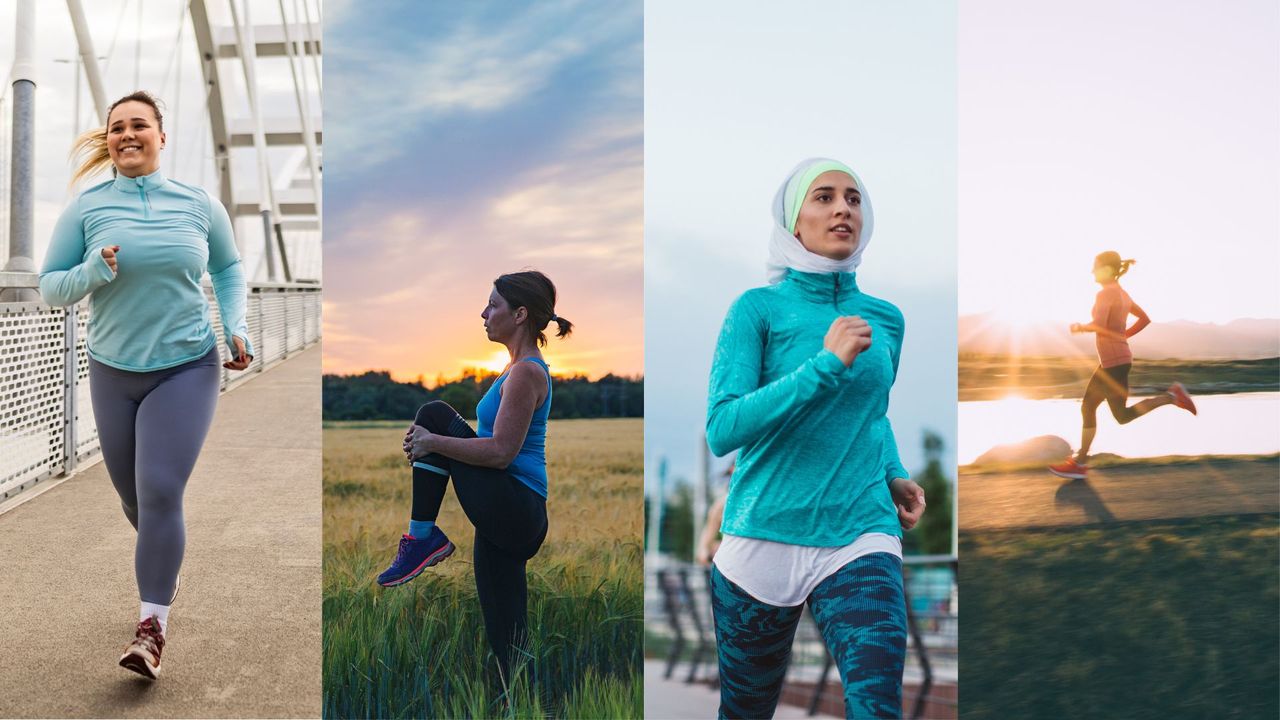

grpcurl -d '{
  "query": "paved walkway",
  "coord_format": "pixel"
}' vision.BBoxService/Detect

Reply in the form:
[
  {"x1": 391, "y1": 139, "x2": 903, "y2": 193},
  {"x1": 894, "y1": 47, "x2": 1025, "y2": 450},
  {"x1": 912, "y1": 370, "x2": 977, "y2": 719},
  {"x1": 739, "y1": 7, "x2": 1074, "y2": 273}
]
[
  {"x1": 961, "y1": 455, "x2": 1279, "y2": 530},
  {"x1": 0, "y1": 346, "x2": 321, "y2": 719},
  {"x1": 643, "y1": 660, "x2": 841, "y2": 719}
]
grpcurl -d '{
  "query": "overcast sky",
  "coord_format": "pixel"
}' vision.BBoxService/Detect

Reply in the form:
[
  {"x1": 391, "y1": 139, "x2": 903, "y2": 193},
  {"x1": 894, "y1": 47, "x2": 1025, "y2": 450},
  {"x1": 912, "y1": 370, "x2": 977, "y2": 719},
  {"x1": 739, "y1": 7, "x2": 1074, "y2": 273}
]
[{"x1": 0, "y1": 0, "x2": 322, "y2": 280}]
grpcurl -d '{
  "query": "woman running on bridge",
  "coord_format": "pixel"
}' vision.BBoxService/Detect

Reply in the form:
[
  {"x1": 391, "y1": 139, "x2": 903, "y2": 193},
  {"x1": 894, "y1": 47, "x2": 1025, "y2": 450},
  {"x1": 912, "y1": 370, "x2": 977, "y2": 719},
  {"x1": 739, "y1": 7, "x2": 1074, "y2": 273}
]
[
  {"x1": 383, "y1": 270, "x2": 569, "y2": 688},
  {"x1": 39, "y1": 91, "x2": 253, "y2": 679},
  {"x1": 706, "y1": 158, "x2": 926, "y2": 719},
  {"x1": 1048, "y1": 252, "x2": 1197, "y2": 480}
]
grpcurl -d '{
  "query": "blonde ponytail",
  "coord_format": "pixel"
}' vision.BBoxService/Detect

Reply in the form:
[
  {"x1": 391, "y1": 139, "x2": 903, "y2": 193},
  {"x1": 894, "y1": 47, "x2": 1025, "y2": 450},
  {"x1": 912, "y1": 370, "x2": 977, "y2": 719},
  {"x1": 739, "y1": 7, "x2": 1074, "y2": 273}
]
[
  {"x1": 69, "y1": 125, "x2": 113, "y2": 186},
  {"x1": 1095, "y1": 250, "x2": 1136, "y2": 280}
]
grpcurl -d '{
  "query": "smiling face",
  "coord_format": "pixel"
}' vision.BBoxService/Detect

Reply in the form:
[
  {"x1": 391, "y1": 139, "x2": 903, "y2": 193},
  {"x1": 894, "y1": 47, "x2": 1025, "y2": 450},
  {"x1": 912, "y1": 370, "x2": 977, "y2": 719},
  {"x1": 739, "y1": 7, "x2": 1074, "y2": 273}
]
[
  {"x1": 480, "y1": 286, "x2": 527, "y2": 345},
  {"x1": 106, "y1": 100, "x2": 165, "y2": 178},
  {"x1": 793, "y1": 170, "x2": 863, "y2": 261}
]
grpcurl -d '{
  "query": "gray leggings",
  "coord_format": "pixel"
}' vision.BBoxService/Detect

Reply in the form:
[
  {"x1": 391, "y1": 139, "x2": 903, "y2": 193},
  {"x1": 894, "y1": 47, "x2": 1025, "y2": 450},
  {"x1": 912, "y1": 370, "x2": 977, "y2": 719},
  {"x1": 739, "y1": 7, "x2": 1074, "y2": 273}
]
[{"x1": 89, "y1": 346, "x2": 220, "y2": 605}]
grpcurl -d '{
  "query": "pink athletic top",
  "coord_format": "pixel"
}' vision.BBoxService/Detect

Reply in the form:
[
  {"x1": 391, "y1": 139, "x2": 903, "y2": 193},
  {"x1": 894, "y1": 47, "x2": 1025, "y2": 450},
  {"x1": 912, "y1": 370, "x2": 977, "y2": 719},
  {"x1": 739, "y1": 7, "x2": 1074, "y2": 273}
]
[{"x1": 1092, "y1": 284, "x2": 1133, "y2": 368}]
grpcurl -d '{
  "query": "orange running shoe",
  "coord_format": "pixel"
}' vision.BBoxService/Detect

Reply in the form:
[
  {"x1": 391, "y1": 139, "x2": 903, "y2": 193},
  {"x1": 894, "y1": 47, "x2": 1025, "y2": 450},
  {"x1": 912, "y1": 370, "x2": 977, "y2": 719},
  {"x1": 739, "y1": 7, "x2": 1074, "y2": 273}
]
[
  {"x1": 119, "y1": 616, "x2": 165, "y2": 679},
  {"x1": 1049, "y1": 456, "x2": 1088, "y2": 480},
  {"x1": 1167, "y1": 382, "x2": 1197, "y2": 415}
]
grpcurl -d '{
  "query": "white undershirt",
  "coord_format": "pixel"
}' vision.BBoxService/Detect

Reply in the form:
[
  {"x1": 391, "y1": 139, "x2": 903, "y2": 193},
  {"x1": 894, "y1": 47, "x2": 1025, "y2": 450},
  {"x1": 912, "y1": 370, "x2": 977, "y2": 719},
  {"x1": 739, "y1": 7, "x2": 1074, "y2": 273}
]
[{"x1": 712, "y1": 532, "x2": 903, "y2": 607}]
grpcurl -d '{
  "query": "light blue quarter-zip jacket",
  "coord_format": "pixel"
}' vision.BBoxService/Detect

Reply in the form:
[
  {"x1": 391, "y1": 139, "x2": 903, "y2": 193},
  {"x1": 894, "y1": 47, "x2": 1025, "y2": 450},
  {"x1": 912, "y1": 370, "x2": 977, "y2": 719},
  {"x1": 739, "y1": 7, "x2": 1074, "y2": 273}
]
[{"x1": 39, "y1": 169, "x2": 252, "y2": 371}]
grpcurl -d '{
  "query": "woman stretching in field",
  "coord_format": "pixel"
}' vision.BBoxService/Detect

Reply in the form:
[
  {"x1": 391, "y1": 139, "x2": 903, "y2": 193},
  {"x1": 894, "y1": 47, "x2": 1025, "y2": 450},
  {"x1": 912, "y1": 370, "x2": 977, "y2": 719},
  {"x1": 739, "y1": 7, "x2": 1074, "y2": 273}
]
[
  {"x1": 377, "y1": 270, "x2": 570, "y2": 684},
  {"x1": 1049, "y1": 252, "x2": 1197, "y2": 480}
]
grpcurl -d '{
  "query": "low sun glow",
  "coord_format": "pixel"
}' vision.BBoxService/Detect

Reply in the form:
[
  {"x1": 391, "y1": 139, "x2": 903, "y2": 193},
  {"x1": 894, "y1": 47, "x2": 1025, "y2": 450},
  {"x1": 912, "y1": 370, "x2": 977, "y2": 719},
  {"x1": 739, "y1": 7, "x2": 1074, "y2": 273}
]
[
  {"x1": 478, "y1": 350, "x2": 511, "y2": 375},
  {"x1": 444, "y1": 349, "x2": 593, "y2": 382},
  {"x1": 991, "y1": 305, "x2": 1041, "y2": 333},
  {"x1": 456, "y1": 350, "x2": 512, "y2": 376}
]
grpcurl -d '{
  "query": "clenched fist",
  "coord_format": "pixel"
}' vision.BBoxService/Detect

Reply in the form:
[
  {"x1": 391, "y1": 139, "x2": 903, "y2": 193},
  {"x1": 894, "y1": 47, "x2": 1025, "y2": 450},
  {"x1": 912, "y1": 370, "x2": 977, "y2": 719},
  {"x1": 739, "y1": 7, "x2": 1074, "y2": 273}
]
[
  {"x1": 824, "y1": 315, "x2": 873, "y2": 367},
  {"x1": 101, "y1": 245, "x2": 120, "y2": 275}
]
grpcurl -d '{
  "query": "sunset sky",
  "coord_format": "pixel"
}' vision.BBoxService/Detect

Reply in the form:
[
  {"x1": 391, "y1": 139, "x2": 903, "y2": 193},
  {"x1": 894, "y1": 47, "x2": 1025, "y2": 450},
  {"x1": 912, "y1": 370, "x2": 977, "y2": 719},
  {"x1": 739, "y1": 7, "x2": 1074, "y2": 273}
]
[
  {"x1": 323, "y1": 0, "x2": 642, "y2": 381},
  {"x1": 958, "y1": 0, "x2": 1279, "y2": 327}
]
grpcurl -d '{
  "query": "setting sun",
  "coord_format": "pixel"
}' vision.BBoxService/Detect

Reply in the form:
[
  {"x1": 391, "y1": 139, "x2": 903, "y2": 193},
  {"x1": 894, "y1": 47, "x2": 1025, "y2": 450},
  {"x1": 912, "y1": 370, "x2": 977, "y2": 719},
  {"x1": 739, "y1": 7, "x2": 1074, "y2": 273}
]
[
  {"x1": 470, "y1": 350, "x2": 511, "y2": 375},
  {"x1": 447, "y1": 349, "x2": 594, "y2": 382},
  {"x1": 990, "y1": 305, "x2": 1041, "y2": 333}
]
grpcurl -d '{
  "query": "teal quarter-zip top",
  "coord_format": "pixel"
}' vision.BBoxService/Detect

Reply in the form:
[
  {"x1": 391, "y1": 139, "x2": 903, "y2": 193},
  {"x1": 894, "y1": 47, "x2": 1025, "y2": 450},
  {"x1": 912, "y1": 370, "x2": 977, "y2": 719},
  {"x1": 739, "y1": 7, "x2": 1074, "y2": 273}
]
[
  {"x1": 39, "y1": 169, "x2": 253, "y2": 371},
  {"x1": 707, "y1": 268, "x2": 909, "y2": 546}
]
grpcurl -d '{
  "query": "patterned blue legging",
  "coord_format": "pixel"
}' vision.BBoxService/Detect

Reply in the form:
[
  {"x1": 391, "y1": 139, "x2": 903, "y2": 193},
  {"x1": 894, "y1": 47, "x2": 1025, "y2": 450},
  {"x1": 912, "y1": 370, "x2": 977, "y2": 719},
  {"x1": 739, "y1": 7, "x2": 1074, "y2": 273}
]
[{"x1": 710, "y1": 552, "x2": 908, "y2": 720}]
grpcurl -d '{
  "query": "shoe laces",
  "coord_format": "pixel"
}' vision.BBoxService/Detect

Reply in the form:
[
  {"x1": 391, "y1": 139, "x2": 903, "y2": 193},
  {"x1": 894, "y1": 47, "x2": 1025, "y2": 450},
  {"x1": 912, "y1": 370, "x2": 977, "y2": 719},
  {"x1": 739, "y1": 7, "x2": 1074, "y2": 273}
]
[
  {"x1": 394, "y1": 535, "x2": 413, "y2": 563},
  {"x1": 135, "y1": 617, "x2": 166, "y2": 653}
]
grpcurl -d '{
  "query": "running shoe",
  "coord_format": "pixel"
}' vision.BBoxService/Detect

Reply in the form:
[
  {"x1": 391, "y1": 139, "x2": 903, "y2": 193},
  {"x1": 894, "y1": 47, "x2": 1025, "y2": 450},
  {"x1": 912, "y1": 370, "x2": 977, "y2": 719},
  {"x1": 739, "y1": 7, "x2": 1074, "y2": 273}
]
[
  {"x1": 1167, "y1": 382, "x2": 1197, "y2": 415},
  {"x1": 119, "y1": 616, "x2": 165, "y2": 679},
  {"x1": 1049, "y1": 456, "x2": 1088, "y2": 480},
  {"x1": 376, "y1": 527, "x2": 455, "y2": 587}
]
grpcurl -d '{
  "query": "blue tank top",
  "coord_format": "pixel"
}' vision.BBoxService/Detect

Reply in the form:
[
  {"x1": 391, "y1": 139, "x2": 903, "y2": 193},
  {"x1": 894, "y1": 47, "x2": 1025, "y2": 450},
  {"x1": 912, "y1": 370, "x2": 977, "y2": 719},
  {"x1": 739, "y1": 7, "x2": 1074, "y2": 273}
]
[{"x1": 475, "y1": 357, "x2": 552, "y2": 498}]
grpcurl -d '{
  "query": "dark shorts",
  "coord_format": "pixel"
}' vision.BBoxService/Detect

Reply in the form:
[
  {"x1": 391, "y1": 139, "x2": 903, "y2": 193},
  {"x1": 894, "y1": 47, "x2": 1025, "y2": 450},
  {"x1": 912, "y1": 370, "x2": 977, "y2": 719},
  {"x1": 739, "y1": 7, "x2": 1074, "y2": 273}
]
[{"x1": 1082, "y1": 363, "x2": 1132, "y2": 427}]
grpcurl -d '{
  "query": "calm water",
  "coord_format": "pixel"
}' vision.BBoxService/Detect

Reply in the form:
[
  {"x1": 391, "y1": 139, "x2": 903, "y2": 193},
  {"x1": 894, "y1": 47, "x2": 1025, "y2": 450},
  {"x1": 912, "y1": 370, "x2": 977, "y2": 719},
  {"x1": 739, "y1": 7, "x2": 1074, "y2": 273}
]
[{"x1": 959, "y1": 392, "x2": 1280, "y2": 465}]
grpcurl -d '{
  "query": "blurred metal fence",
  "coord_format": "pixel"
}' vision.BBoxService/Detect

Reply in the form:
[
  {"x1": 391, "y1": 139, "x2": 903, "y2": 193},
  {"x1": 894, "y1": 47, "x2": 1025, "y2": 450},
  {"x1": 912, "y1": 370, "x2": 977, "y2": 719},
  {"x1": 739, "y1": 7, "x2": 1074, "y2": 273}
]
[
  {"x1": 0, "y1": 273, "x2": 320, "y2": 504},
  {"x1": 645, "y1": 554, "x2": 958, "y2": 719}
]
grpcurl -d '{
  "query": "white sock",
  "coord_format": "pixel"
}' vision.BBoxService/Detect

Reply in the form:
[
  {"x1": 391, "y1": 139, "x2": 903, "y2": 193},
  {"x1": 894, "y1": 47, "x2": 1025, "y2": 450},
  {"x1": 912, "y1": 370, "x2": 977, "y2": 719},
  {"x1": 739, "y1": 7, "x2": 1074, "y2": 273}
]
[{"x1": 140, "y1": 602, "x2": 170, "y2": 635}]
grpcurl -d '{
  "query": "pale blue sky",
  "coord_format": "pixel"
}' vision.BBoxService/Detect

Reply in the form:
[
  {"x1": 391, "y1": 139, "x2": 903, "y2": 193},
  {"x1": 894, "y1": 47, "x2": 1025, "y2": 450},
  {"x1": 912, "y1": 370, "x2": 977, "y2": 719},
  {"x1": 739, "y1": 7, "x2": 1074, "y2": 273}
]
[{"x1": 645, "y1": 1, "x2": 959, "y2": 489}]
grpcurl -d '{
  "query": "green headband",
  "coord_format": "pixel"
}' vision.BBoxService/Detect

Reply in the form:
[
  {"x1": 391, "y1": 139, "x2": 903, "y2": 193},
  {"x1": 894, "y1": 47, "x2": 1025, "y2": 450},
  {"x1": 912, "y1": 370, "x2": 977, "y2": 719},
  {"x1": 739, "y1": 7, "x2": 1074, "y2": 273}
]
[{"x1": 784, "y1": 160, "x2": 860, "y2": 234}]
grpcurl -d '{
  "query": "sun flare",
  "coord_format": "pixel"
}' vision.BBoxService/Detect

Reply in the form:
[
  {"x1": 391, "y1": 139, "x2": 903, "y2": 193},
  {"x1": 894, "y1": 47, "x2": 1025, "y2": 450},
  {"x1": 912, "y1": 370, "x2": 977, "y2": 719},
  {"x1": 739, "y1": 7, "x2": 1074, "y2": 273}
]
[
  {"x1": 991, "y1": 306, "x2": 1042, "y2": 333},
  {"x1": 455, "y1": 350, "x2": 512, "y2": 376}
]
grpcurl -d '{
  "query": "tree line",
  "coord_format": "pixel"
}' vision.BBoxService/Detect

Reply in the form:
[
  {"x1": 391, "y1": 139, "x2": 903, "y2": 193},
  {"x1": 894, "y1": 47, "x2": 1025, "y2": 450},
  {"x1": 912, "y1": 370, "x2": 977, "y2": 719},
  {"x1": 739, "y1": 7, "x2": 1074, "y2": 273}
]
[{"x1": 323, "y1": 370, "x2": 644, "y2": 421}]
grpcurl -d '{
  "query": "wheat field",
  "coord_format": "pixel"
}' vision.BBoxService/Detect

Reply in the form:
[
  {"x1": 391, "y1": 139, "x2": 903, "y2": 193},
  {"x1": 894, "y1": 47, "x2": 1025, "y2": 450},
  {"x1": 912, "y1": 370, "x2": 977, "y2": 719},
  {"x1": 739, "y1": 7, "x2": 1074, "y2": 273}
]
[{"x1": 323, "y1": 418, "x2": 643, "y2": 719}]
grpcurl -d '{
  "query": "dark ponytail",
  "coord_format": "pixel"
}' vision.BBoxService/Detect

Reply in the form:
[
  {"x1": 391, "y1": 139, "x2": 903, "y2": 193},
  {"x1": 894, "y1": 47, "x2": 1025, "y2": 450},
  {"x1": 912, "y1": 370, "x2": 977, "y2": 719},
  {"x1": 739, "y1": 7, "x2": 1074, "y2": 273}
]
[
  {"x1": 493, "y1": 270, "x2": 572, "y2": 347},
  {"x1": 550, "y1": 314, "x2": 574, "y2": 340}
]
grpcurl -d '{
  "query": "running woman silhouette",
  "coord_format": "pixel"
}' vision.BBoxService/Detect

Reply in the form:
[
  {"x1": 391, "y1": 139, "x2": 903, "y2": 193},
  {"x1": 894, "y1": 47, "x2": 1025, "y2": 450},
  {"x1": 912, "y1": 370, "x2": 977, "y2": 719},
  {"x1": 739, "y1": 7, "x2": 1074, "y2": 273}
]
[{"x1": 1049, "y1": 252, "x2": 1197, "y2": 480}]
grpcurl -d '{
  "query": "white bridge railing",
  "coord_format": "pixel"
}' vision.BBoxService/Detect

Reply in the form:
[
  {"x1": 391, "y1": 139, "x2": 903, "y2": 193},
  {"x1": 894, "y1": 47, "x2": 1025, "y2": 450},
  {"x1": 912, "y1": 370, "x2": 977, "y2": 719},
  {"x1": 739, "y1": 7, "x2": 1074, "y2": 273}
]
[{"x1": 0, "y1": 273, "x2": 320, "y2": 503}]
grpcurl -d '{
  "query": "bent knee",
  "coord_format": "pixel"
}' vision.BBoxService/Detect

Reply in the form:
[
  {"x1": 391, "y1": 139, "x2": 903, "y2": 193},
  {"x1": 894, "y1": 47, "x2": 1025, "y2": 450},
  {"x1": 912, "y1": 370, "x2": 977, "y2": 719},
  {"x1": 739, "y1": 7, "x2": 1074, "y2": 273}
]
[{"x1": 415, "y1": 400, "x2": 458, "y2": 428}]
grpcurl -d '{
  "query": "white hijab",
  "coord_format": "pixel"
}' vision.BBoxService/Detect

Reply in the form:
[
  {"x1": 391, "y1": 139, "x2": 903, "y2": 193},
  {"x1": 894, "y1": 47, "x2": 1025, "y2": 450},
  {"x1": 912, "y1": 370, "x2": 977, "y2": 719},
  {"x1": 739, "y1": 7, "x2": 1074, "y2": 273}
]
[{"x1": 765, "y1": 157, "x2": 874, "y2": 285}]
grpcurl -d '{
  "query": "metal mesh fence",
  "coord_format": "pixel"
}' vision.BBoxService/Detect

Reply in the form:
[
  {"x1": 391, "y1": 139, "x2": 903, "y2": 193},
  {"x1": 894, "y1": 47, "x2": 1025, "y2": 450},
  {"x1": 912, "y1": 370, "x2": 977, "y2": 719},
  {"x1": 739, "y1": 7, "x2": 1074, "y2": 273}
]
[
  {"x1": 0, "y1": 303, "x2": 67, "y2": 496},
  {"x1": 0, "y1": 282, "x2": 320, "y2": 503}
]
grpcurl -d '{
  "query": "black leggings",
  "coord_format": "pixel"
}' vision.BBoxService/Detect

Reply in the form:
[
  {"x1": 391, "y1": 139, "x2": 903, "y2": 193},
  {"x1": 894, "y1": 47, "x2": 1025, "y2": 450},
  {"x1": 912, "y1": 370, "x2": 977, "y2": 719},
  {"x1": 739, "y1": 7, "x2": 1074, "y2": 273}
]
[
  {"x1": 411, "y1": 401, "x2": 549, "y2": 680},
  {"x1": 1081, "y1": 363, "x2": 1151, "y2": 428}
]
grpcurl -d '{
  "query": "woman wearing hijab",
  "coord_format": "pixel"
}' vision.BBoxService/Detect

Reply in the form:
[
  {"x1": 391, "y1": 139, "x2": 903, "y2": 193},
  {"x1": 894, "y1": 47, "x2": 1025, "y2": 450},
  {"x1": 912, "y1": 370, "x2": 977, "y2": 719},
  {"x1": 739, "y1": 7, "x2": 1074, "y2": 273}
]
[
  {"x1": 387, "y1": 270, "x2": 571, "y2": 685},
  {"x1": 39, "y1": 91, "x2": 252, "y2": 679},
  {"x1": 1048, "y1": 252, "x2": 1197, "y2": 480},
  {"x1": 706, "y1": 158, "x2": 925, "y2": 719}
]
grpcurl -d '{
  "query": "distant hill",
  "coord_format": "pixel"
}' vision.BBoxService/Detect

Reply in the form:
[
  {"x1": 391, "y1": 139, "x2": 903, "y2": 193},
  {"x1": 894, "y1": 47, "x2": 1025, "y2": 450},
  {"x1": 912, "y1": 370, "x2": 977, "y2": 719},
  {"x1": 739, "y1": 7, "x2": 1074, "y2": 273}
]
[
  {"x1": 959, "y1": 315, "x2": 1280, "y2": 359},
  {"x1": 959, "y1": 356, "x2": 1278, "y2": 401}
]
